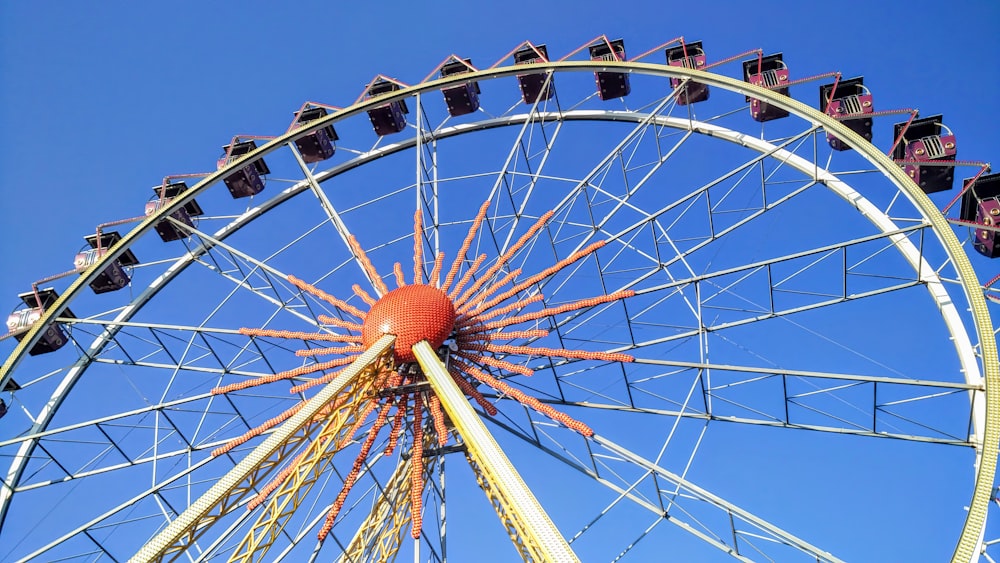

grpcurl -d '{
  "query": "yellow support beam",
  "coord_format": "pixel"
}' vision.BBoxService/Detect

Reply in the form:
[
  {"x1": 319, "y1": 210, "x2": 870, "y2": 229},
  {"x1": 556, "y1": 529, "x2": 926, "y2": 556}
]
[
  {"x1": 412, "y1": 340, "x2": 579, "y2": 563},
  {"x1": 338, "y1": 456, "x2": 414, "y2": 563},
  {"x1": 130, "y1": 334, "x2": 396, "y2": 563},
  {"x1": 229, "y1": 361, "x2": 393, "y2": 561},
  {"x1": 336, "y1": 411, "x2": 445, "y2": 562},
  {"x1": 463, "y1": 454, "x2": 535, "y2": 561}
]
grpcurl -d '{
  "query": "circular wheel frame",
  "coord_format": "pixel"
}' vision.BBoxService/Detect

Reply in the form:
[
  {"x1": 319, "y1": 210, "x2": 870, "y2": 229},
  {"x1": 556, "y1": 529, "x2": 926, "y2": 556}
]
[{"x1": 0, "y1": 57, "x2": 996, "y2": 562}]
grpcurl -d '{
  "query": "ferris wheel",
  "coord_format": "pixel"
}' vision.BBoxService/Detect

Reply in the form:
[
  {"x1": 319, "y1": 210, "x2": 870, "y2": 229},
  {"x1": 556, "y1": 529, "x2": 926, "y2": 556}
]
[{"x1": 1, "y1": 36, "x2": 998, "y2": 562}]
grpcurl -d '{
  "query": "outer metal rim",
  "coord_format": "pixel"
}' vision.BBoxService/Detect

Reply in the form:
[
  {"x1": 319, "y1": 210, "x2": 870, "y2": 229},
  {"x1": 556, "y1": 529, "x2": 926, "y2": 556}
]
[{"x1": 1, "y1": 60, "x2": 994, "y2": 561}]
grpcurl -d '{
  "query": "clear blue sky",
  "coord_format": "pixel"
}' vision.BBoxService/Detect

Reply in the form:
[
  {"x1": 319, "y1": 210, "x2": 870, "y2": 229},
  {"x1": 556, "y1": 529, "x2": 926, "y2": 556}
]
[
  {"x1": 2, "y1": 2, "x2": 997, "y2": 306},
  {"x1": 1, "y1": 1, "x2": 999, "y2": 561}
]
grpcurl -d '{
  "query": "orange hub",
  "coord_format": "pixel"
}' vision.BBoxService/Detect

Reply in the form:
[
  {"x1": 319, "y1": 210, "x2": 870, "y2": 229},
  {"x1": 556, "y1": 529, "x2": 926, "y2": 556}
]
[{"x1": 362, "y1": 285, "x2": 456, "y2": 364}]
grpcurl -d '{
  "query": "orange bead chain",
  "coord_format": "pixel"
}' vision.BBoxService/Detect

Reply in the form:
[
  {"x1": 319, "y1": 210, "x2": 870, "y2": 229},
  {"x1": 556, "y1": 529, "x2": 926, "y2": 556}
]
[{"x1": 442, "y1": 201, "x2": 490, "y2": 293}]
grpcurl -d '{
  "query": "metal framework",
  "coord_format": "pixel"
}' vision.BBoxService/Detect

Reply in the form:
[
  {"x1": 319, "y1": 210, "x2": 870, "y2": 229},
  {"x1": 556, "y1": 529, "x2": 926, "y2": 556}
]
[
  {"x1": 0, "y1": 56, "x2": 995, "y2": 562},
  {"x1": 337, "y1": 454, "x2": 414, "y2": 562},
  {"x1": 414, "y1": 340, "x2": 578, "y2": 562},
  {"x1": 129, "y1": 334, "x2": 396, "y2": 562}
]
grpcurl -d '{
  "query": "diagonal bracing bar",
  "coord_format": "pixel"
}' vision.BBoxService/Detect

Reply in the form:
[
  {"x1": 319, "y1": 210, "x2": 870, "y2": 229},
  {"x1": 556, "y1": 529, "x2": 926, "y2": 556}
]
[
  {"x1": 337, "y1": 423, "x2": 442, "y2": 563},
  {"x1": 591, "y1": 434, "x2": 844, "y2": 562},
  {"x1": 412, "y1": 340, "x2": 579, "y2": 563},
  {"x1": 337, "y1": 456, "x2": 415, "y2": 563},
  {"x1": 228, "y1": 358, "x2": 395, "y2": 561},
  {"x1": 129, "y1": 334, "x2": 396, "y2": 563}
]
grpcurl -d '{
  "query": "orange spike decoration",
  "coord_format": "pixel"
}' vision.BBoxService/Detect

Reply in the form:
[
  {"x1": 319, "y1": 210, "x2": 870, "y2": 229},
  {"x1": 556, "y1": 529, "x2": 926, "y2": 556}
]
[{"x1": 214, "y1": 202, "x2": 634, "y2": 542}]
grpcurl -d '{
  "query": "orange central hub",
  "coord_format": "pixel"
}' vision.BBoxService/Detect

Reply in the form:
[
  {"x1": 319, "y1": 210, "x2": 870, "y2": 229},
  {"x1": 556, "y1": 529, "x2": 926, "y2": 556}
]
[{"x1": 362, "y1": 284, "x2": 456, "y2": 364}]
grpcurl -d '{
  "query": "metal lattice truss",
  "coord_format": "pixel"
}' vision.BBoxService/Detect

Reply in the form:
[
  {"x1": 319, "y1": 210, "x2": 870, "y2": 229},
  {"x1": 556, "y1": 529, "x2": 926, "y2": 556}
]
[{"x1": 0, "y1": 59, "x2": 995, "y2": 562}]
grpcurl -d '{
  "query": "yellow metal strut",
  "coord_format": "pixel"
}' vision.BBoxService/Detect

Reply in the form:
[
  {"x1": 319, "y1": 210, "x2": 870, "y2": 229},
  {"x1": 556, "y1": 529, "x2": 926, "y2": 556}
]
[
  {"x1": 412, "y1": 340, "x2": 579, "y2": 563},
  {"x1": 130, "y1": 334, "x2": 396, "y2": 563}
]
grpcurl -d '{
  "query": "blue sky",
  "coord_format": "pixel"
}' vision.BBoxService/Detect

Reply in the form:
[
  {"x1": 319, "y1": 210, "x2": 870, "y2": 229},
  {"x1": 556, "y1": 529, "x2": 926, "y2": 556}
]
[
  {"x1": 2, "y1": 1, "x2": 998, "y2": 301},
  {"x1": 2, "y1": 1, "x2": 1000, "y2": 561}
]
